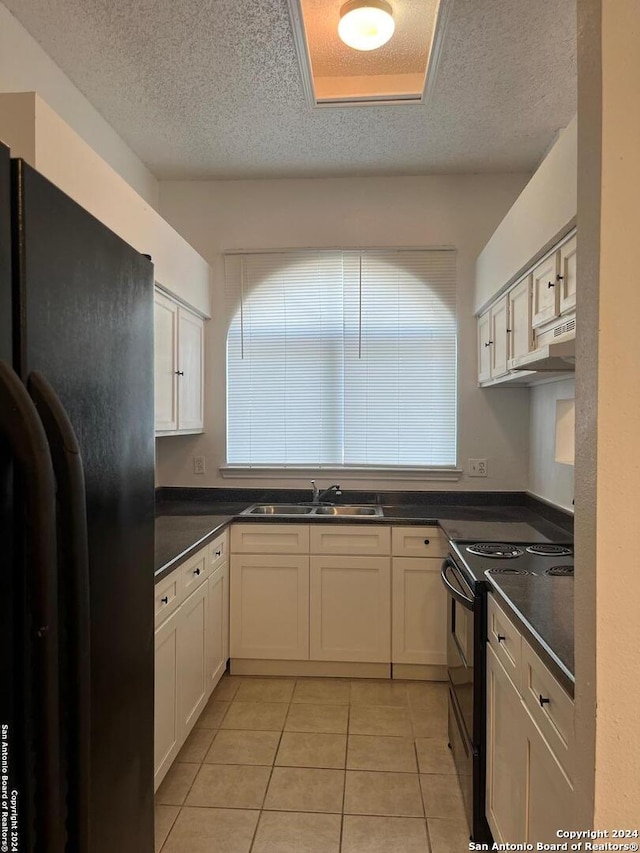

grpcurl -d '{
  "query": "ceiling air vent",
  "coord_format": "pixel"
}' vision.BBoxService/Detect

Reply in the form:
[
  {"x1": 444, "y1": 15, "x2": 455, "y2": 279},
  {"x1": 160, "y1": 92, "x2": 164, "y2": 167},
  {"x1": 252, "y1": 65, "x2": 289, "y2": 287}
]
[{"x1": 287, "y1": 0, "x2": 454, "y2": 107}]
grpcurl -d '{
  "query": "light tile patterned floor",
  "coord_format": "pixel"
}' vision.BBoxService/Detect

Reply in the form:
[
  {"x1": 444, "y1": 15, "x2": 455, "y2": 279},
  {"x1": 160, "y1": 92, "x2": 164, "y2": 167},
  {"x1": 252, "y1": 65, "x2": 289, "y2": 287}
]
[{"x1": 155, "y1": 675, "x2": 470, "y2": 853}]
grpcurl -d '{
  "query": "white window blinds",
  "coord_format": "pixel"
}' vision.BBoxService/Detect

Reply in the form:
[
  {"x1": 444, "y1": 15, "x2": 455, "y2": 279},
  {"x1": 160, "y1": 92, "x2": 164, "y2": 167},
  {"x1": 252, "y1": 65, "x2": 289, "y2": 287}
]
[{"x1": 225, "y1": 249, "x2": 457, "y2": 468}]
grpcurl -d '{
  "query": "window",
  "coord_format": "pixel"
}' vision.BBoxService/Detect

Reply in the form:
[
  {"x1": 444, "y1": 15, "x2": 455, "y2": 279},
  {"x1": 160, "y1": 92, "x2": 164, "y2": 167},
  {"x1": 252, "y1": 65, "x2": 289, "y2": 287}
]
[{"x1": 225, "y1": 249, "x2": 457, "y2": 470}]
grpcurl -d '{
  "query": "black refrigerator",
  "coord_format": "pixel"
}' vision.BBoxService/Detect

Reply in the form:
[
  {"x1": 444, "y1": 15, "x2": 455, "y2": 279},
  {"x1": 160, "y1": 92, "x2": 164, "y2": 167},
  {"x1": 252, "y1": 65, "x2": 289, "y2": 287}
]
[{"x1": 0, "y1": 141, "x2": 155, "y2": 852}]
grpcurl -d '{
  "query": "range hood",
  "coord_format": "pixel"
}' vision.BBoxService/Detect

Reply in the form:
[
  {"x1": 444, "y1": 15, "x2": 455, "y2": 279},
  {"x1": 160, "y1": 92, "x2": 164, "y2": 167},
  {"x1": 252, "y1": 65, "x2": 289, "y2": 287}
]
[{"x1": 510, "y1": 336, "x2": 576, "y2": 372}]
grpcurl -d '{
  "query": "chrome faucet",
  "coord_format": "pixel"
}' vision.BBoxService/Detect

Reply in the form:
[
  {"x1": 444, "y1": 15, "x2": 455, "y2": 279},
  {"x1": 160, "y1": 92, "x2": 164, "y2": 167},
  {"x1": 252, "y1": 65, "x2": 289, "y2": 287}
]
[{"x1": 310, "y1": 480, "x2": 342, "y2": 505}]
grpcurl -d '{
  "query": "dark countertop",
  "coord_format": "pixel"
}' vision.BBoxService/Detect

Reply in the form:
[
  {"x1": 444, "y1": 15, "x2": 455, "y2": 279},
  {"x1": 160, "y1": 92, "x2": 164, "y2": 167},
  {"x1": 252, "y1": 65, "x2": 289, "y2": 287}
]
[
  {"x1": 486, "y1": 573, "x2": 574, "y2": 696},
  {"x1": 155, "y1": 514, "x2": 233, "y2": 581}
]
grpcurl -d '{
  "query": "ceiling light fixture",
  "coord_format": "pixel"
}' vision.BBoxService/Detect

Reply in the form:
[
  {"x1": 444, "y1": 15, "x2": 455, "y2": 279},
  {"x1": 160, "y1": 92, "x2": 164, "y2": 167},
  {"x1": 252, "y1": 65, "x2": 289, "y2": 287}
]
[{"x1": 338, "y1": 0, "x2": 395, "y2": 52}]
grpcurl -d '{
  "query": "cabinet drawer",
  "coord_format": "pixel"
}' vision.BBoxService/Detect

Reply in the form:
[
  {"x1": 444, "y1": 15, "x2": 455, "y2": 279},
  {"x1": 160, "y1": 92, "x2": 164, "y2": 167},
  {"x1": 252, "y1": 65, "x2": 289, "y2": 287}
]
[
  {"x1": 155, "y1": 570, "x2": 182, "y2": 627},
  {"x1": 391, "y1": 526, "x2": 446, "y2": 558},
  {"x1": 521, "y1": 639, "x2": 574, "y2": 780},
  {"x1": 182, "y1": 548, "x2": 209, "y2": 597},
  {"x1": 310, "y1": 525, "x2": 390, "y2": 555},
  {"x1": 231, "y1": 523, "x2": 309, "y2": 554},
  {"x1": 209, "y1": 529, "x2": 229, "y2": 569},
  {"x1": 487, "y1": 595, "x2": 522, "y2": 686}
]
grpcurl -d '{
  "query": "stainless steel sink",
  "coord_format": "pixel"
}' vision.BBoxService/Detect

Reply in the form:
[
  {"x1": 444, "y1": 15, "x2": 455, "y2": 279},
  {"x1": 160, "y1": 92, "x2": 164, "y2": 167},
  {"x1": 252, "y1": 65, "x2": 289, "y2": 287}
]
[
  {"x1": 241, "y1": 504, "x2": 383, "y2": 517},
  {"x1": 314, "y1": 505, "x2": 382, "y2": 516},
  {"x1": 245, "y1": 504, "x2": 314, "y2": 515}
]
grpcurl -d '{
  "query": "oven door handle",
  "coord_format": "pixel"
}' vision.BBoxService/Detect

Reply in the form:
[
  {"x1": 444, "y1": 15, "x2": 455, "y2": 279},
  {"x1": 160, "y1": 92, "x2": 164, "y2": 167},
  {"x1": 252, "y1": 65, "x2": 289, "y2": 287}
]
[{"x1": 440, "y1": 559, "x2": 475, "y2": 611}]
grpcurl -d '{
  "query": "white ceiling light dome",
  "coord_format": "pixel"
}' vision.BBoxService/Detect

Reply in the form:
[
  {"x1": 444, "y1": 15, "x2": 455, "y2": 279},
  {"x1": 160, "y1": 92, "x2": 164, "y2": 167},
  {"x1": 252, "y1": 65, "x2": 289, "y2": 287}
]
[{"x1": 338, "y1": 0, "x2": 395, "y2": 52}]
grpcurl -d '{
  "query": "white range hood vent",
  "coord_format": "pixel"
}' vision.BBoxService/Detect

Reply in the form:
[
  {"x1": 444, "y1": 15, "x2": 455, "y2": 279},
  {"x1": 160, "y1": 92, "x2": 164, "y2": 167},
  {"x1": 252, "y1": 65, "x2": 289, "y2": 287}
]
[{"x1": 510, "y1": 336, "x2": 576, "y2": 372}]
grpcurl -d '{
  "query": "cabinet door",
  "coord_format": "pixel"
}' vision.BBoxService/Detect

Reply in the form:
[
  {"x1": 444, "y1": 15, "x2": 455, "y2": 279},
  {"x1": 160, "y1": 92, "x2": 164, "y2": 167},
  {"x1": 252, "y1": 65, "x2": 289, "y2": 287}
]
[
  {"x1": 523, "y1": 706, "x2": 575, "y2": 842},
  {"x1": 531, "y1": 252, "x2": 560, "y2": 328},
  {"x1": 206, "y1": 562, "x2": 228, "y2": 696},
  {"x1": 154, "y1": 291, "x2": 178, "y2": 432},
  {"x1": 177, "y1": 307, "x2": 204, "y2": 432},
  {"x1": 508, "y1": 275, "x2": 532, "y2": 362},
  {"x1": 309, "y1": 555, "x2": 390, "y2": 663},
  {"x1": 230, "y1": 554, "x2": 309, "y2": 659},
  {"x1": 486, "y1": 645, "x2": 525, "y2": 843},
  {"x1": 154, "y1": 607, "x2": 180, "y2": 790},
  {"x1": 392, "y1": 557, "x2": 447, "y2": 665},
  {"x1": 477, "y1": 310, "x2": 491, "y2": 382},
  {"x1": 490, "y1": 295, "x2": 509, "y2": 377},
  {"x1": 558, "y1": 235, "x2": 577, "y2": 315},
  {"x1": 177, "y1": 581, "x2": 208, "y2": 738}
]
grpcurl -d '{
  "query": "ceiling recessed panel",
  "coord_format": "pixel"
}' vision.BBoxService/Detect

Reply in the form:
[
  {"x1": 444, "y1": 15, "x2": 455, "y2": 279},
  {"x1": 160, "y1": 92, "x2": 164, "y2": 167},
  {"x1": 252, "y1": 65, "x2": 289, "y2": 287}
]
[{"x1": 291, "y1": 0, "x2": 443, "y2": 103}]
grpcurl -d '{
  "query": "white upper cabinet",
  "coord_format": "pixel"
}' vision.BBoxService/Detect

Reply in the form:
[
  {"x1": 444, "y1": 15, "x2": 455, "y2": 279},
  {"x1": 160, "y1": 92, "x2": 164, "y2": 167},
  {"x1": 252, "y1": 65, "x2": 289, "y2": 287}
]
[
  {"x1": 507, "y1": 275, "x2": 532, "y2": 364},
  {"x1": 490, "y1": 295, "x2": 509, "y2": 378},
  {"x1": 477, "y1": 311, "x2": 492, "y2": 383},
  {"x1": 531, "y1": 252, "x2": 560, "y2": 329},
  {"x1": 558, "y1": 234, "x2": 577, "y2": 315},
  {"x1": 155, "y1": 290, "x2": 205, "y2": 435}
]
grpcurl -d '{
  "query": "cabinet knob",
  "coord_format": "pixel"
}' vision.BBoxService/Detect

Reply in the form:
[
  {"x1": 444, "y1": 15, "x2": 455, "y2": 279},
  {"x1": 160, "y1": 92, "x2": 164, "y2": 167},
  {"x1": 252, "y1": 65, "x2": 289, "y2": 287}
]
[
  {"x1": 175, "y1": 370, "x2": 185, "y2": 376},
  {"x1": 161, "y1": 596, "x2": 169, "y2": 604},
  {"x1": 539, "y1": 694, "x2": 550, "y2": 707},
  {"x1": 215, "y1": 550, "x2": 222, "y2": 558},
  {"x1": 506, "y1": 328, "x2": 512, "y2": 333},
  {"x1": 547, "y1": 280, "x2": 555, "y2": 288},
  {"x1": 424, "y1": 539, "x2": 430, "y2": 546},
  {"x1": 497, "y1": 634, "x2": 506, "y2": 643},
  {"x1": 484, "y1": 341, "x2": 493, "y2": 347},
  {"x1": 556, "y1": 273, "x2": 564, "y2": 281},
  {"x1": 194, "y1": 567, "x2": 201, "y2": 576}
]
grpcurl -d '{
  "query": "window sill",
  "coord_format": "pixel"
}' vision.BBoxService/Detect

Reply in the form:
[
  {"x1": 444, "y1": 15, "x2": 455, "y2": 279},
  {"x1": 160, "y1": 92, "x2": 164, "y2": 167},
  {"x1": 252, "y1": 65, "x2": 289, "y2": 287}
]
[{"x1": 219, "y1": 465, "x2": 463, "y2": 482}]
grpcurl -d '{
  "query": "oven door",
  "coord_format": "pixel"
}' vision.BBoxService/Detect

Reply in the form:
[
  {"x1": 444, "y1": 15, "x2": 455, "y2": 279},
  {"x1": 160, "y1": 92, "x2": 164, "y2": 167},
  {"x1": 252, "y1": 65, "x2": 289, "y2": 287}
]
[{"x1": 441, "y1": 557, "x2": 475, "y2": 743}]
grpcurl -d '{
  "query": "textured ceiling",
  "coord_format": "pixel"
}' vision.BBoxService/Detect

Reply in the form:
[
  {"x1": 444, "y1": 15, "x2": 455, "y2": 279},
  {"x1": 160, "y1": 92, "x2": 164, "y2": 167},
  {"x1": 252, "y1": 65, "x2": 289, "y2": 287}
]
[
  {"x1": 2, "y1": 0, "x2": 576, "y2": 179},
  {"x1": 302, "y1": 0, "x2": 433, "y2": 77}
]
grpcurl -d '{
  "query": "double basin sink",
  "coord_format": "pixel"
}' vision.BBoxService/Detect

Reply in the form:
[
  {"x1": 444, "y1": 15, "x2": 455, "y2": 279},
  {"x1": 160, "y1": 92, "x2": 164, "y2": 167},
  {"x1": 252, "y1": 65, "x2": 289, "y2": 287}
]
[{"x1": 241, "y1": 504, "x2": 384, "y2": 517}]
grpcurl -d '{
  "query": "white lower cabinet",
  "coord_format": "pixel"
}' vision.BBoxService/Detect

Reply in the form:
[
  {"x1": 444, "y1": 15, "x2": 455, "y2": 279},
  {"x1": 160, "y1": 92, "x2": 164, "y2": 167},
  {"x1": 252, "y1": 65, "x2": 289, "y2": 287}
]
[
  {"x1": 309, "y1": 555, "x2": 390, "y2": 662},
  {"x1": 154, "y1": 608, "x2": 180, "y2": 790},
  {"x1": 177, "y1": 582, "x2": 208, "y2": 736},
  {"x1": 154, "y1": 535, "x2": 230, "y2": 790},
  {"x1": 485, "y1": 596, "x2": 575, "y2": 843},
  {"x1": 391, "y1": 557, "x2": 447, "y2": 665},
  {"x1": 230, "y1": 553, "x2": 309, "y2": 660}
]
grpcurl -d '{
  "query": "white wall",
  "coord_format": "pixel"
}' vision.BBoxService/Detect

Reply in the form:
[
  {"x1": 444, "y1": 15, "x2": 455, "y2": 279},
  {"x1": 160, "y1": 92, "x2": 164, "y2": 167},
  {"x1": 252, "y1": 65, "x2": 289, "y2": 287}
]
[
  {"x1": 528, "y1": 377, "x2": 575, "y2": 512},
  {"x1": 0, "y1": 1, "x2": 158, "y2": 206},
  {"x1": 156, "y1": 173, "x2": 532, "y2": 492}
]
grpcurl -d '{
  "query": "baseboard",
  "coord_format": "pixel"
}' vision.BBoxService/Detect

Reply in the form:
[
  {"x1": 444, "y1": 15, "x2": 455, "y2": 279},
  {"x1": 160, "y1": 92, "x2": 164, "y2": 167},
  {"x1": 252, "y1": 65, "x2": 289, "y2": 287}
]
[{"x1": 230, "y1": 659, "x2": 391, "y2": 678}]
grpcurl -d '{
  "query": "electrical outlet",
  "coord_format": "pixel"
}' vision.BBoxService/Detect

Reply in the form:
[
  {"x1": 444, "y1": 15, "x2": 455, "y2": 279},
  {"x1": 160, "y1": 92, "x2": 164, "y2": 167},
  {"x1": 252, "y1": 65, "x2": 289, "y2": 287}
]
[
  {"x1": 468, "y1": 458, "x2": 488, "y2": 477},
  {"x1": 193, "y1": 456, "x2": 206, "y2": 475}
]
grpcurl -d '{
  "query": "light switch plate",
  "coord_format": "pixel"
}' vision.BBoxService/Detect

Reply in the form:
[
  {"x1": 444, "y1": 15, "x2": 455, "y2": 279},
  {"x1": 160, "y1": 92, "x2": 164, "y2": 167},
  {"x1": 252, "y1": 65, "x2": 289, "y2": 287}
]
[
  {"x1": 193, "y1": 456, "x2": 206, "y2": 475},
  {"x1": 468, "y1": 458, "x2": 487, "y2": 477}
]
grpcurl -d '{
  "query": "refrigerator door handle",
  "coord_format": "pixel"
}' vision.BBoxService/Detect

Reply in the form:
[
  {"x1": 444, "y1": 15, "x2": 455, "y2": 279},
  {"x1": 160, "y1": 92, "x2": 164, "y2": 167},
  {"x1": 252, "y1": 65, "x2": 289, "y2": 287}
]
[
  {"x1": 0, "y1": 361, "x2": 63, "y2": 851},
  {"x1": 28, "y1": 370, "x2": 91, "y2": 852}
]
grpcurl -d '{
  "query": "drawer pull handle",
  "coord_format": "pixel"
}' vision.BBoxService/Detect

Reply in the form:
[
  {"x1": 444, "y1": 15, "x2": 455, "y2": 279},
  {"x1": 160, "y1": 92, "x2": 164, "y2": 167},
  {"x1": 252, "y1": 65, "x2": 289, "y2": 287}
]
[
  {"x1": 194, "y1": 567, "x2": 201, "y2": 576},
  {"x1": 424, "y1": 539, "x2": 430, "y2": 546},
  {"x1": 497, "y1": 634, "x2": 506, "y2": 643},
  {"x1": 539, "y1": 694, "x2": 550, "y2": 707},
  {"x1": 161, "y1": 596, "x2": 169, "y2": 604},
  {"x1": 215, "y1": 550, "x2": 222, "y2": 557}
]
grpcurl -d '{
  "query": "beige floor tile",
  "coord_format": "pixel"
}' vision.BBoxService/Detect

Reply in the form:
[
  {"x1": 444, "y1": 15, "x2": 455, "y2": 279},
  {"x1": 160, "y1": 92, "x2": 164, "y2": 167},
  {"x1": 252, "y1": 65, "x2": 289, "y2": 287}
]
[
  {"x1": 205, "y1": 729, "x2": 281, "y2": 765},
  {"x1": 284, "y1": 703, "x2": 349, "y2": 734},
  {"x1": 155, "y1": 762, "x2": 199, "y2": 805},
  {"x1": 420, "y1": 774, "x2": 467, "y2": 819},
  {"x1": 154, "y1": 804, "x2": 179, "y2": 853},
  {"x1": 406, "y1": 681, "x2": 449, "y2": 707},
  {"x1": 196, "y1": 700, "x2": 231, "y2": 729},
  {"x1": 162, "y1": 807, "x2": 259, "y2": 853},
  {"x1": 411, "y1": 705, "x2": 448, "y2": 738},
  {"x1": 427, "y1": 817, "x2": 471, "y2": 853},
  {"x1": 263, "y1": 766, "x2": 345, "y2": 813},
  {"x1": 342, "y1": 815, "x2": 430, "y2": 853},
  {"x1": 252, "y1": 811, "x2": 342, "y2": 853},
  {"x1": 349, "y1": 705, "x2": 413, "y2": 737},
  {"x1": 275, "y1": 732, "x2": 347, "y2": 769},
  {"x1": 221, "y1": 701, "x2": 289, "y2": 731},
  {"x1": 212, "y1": 675, "x2": 243, "y2": 701},
  {"x1": 347, "y1": 735, "x2": 417, "y2": 772},
  {"x1": 415, "y1": 739, "x2": 456, "y2": 775},
  {"x1": 235, "y1": 678, "x2": 295, "y2": 703},
  {"x1": 350, "y1": 681, "x2": 409, "y2": 707},
  {"x1": 408, "y1": 683, "x2": 449, "y2": 737},
  {"x1": 185, "y1": 763, "x2": 271, "y2": 809},
  {"x1": 292, "y1": 678, "x2": 351, "y2": 705},
  {"x1": 176, "y1": 726, "x2": 216, "y2": 762},
  {"x1": 344, "y1": 770, "x2": 424, "y2": 817}
]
